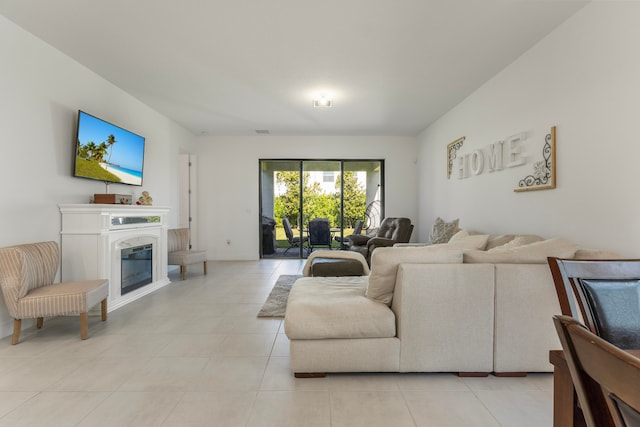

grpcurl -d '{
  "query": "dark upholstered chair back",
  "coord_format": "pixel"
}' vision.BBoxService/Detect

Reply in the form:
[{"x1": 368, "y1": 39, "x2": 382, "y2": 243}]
[
  {"x1": 579, "y1": 279, "x2": 640, "y2": 349},
  {"x1": 281, "y1": 217, "x2": 308, "y2": 254},
  {"x1": 346, "y1": 217, "x2": 414, "y2": 263},
  {"x1": 377, "y1": 217, "x2": 413, "y2": 243},
  {"x1": 282, "y1": 218, "x2": 295, "y2": 242},
  {"x1": 308, "y1": 218, "x2": 331, "y2": 249},
  {"x1": 548, "y1": 257, "x2": 640, "y2": 350}
]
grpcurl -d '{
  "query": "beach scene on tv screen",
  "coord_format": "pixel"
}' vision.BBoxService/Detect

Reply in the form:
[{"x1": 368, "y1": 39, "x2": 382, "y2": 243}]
[{"x1": 75, "y1": 112, "x2": 145, "y2": 186}]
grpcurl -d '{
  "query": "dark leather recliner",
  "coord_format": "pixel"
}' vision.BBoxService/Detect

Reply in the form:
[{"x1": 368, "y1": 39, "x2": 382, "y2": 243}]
[{"x1": 347, "y1": 217, "x2": 413, "y2": 263}]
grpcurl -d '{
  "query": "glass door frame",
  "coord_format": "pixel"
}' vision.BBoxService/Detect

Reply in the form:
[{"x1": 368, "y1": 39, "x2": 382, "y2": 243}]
[{"x1": 259, "y1": 158, "x2": 385, "y2": 259}]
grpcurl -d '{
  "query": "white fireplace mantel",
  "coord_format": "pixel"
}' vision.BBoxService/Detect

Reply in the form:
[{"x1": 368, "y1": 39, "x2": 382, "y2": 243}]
[{"x1": 59, "y1": 204, "x2": 171, "y2": 312}]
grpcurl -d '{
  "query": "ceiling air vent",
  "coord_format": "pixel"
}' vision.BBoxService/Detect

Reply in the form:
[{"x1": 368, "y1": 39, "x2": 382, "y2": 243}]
[{"x1": 255, "y1": 129, "x2": 270, "y2": 135}]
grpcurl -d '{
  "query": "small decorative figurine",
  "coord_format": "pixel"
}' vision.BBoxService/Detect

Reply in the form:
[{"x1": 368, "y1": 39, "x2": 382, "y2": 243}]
[{"x1": 137, "y1": 191, "x2": 153, "y2": 206}]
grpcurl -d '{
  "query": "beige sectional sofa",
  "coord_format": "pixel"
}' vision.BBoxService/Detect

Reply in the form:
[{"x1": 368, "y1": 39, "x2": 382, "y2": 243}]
[{"x1": 284, "y1": 233, "x2": 616, "y2": 376}]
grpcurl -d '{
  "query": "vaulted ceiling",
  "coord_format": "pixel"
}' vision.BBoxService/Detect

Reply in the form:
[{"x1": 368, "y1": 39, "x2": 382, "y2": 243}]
[{"x1": 0, "y1": 0, "x2": 587, "y2": 136}]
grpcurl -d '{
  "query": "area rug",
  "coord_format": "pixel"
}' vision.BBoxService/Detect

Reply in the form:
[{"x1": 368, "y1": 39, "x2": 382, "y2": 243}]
[{"x1": 257, "y1": 274, "x2": 302, "y2": 318}]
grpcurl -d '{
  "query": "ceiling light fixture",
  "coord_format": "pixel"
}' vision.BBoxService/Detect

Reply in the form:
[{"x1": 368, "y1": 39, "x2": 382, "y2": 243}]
[{"x1": 312, "y1": 95, "x2": 333, "y2": 108}]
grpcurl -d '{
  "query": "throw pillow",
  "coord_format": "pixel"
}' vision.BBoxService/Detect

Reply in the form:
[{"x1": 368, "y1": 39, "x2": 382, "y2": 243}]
[
  {"x1": 447, "y1": 234, "x2": 490, "y2": 250},
  {"x1": 485, "y1": 234, "x2": 516, "y2": 250},
  {"x1": 463, "y1": 238, "x2": 578, "y2": 264},
  {"x1": 493, "y1": 234, "x2": 544, "y2": 250},
  {"x1": 448, "y1": 229, "x2": 469, "y2": 242},
  {"x1": 447, "y1": 230, "x2": 490, "y2": 250},
  {"x1": 429, "y1": 217, "x2": 459, "y2": 244},
  {"x1": 366, "y1": 246, "x2": 463, "y2": 305}
]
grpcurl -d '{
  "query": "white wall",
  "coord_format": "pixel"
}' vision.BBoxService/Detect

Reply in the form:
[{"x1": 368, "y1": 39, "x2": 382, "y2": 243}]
[
  {"x1": 0, "y1": 15, "x2": 197, "y2": 336},
  {"x1": 417, "y1": 2, "x2": 640, "y2": 256},
  {"x1": 197, "y1": 136, "x2": 418, "y2": 260}
]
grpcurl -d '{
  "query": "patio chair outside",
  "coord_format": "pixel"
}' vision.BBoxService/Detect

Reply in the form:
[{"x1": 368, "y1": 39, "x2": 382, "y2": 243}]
[
  {"x1": 308, "y1": 218, "x2": 332, "y2": 252},
  {"x1": 282, "y1": 217, "x2": 307, "y2": 254}
]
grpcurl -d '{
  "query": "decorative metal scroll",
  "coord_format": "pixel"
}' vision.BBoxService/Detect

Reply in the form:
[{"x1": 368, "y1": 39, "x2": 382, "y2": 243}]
[
  {"x1": 447, "y1": 137, "x2": 465, "y2": 179},
  {"x1": 514, "y1": 126, "x2": 556, "y2": 192},
  {"x1": 363, "y1": 200, "x2": 381, "y2": 231}
]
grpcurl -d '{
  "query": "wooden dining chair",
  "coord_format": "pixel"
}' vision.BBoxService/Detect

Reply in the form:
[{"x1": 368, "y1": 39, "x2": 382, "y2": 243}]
[
  {"x1": 553, "y1": 315, "x2": 640, "y2": 427},
  {"x1": 547, "y1": 257, "x2": 640, "y2": 349}
]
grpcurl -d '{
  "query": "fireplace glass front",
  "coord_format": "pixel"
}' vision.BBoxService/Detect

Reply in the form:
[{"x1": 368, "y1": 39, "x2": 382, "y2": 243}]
[{"x1": 121, "y1": 244, "x2": 153, "y2": 294}]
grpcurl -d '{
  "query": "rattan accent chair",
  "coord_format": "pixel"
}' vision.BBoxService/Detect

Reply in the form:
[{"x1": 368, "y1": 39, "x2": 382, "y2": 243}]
[{"x1": 0, "y1": 241, "x2": 108, "y2": 344}]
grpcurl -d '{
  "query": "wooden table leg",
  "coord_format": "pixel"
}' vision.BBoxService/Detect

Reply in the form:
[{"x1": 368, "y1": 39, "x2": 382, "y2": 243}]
[
  {"x1": 553, "y1": 362, "x2": 576, "y2": 427},
  {"x1": 550, "y1": 350, "x2": 587, "y2": 427}
]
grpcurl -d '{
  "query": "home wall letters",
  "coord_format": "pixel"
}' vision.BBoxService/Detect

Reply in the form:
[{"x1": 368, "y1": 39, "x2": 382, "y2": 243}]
[
  {"x1": 454, "y1": 133, "x2": 526, "y2": 179},
  {"x1": 447, "y1": 126, "x2": 557, "y2": 192}
]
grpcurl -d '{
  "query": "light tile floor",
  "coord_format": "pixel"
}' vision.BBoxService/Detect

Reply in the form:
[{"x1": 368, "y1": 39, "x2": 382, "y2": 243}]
[{"x1": 0, "y1": 260, "x2": 554, "y2": 426}]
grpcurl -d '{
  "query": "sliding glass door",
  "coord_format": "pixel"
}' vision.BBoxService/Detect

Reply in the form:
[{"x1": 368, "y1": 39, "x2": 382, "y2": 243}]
[
  {"x1": 259, "y1": 159, "x2": 384, "y2": 259},
  {"x1": 259, "y1": 160, "x2": 303, "y2": 258},
  {"x1": 301, "y1": 161, "x2": 341, "y2": 252}
]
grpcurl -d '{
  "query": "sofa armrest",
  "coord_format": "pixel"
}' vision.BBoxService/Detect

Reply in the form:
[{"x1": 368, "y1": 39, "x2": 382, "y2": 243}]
[
  {"x1": 348, "y1": 234, "x2": 371, "y2": 246},
  {"x1": 391, "y1": 263, "x2": 495, "y2": 372},
  {"x1": 366, "y1": 237, "x2": 397, "y2": 248}
]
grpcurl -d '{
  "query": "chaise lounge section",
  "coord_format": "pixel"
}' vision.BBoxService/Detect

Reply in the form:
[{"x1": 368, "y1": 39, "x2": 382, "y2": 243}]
[{"x1": 284, "y1": 232, "x2": 618, "y2": 377}]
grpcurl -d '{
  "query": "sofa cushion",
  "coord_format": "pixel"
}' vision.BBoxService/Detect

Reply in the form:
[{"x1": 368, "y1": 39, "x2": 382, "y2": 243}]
[
  {"x1": 447, "y1": 230, "x2": 490, "y2": 250},
  {"x1": 485, "y1": 234, "x2": 516, "y2": 250},
  {"x1": 429, "y1": 217, "x2": 459, "y2": 244},
  {"x1": 574, "y1": 248, "x2": 622, "y2": 259},
  {"x1": 302, "y1": 250, "x2": 370, "y2": 277},
  {"x1": 463, "y1": 238, "x2": 578, "y2": 264},
  {"x1": 167, "y1": 250, "x2": 207, "y2": 266},
  {"x1": 448, "y1": 229, "x2": 469, "y2": 242},
  {"x1": 19, "y1": 279, "x2": 108, "y2": 318},
  {"x1": 497, "y1": 234, "x2": 544, "y2": 249},
  {"x1": 366, "y1": 246, "x2": 463, "y2": 305},
  {"x1": 284, "y1": 276, "x2": 396, "y2": 339},
  {"x1": 311, "y1": 258, "x2": 365, "y2": 277}
]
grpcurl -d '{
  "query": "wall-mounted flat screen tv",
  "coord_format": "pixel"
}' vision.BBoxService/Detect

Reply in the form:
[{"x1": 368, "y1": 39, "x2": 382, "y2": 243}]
[{"x1": 74, "y1": 111, "x2": 145, "y2": 186}]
